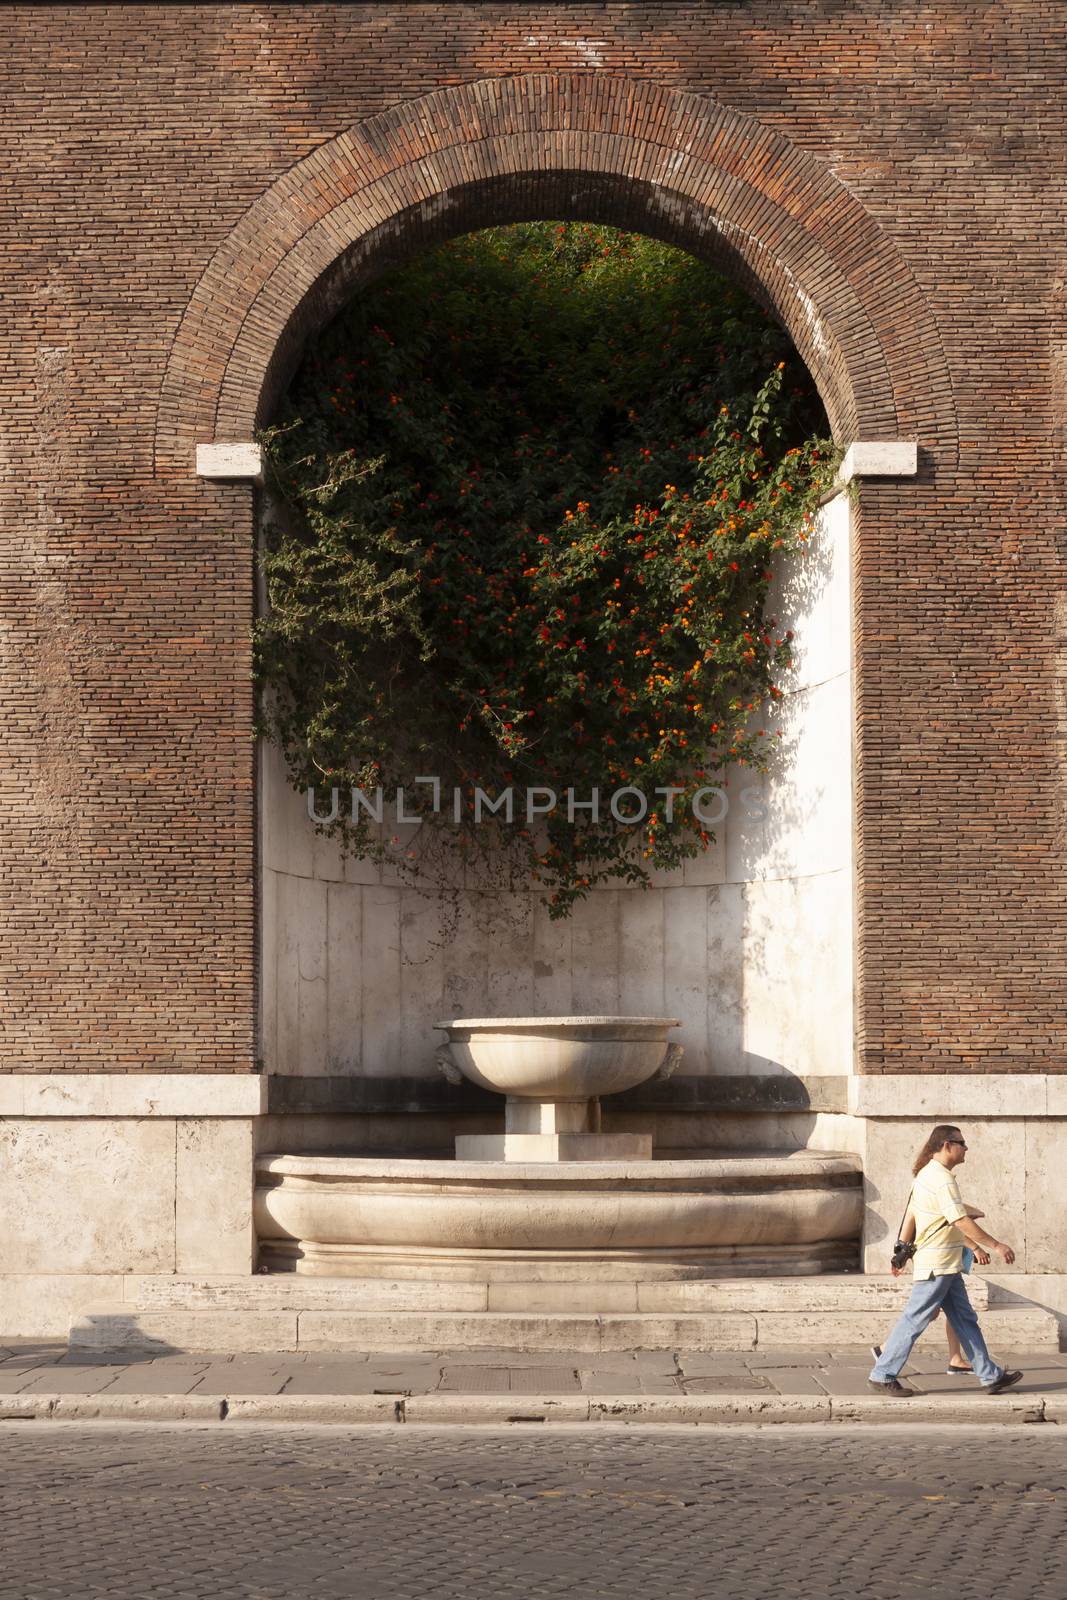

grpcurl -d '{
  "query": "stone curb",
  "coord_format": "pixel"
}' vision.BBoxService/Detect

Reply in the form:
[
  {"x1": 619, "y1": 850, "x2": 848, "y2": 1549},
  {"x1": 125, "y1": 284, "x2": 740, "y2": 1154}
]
[
  {"x1": 0, "y1": 1394, "x2": 225, "y2": 1423},
  {"x1": 0, "y1": 1392, "x2": 1055, "y2": 1426}
]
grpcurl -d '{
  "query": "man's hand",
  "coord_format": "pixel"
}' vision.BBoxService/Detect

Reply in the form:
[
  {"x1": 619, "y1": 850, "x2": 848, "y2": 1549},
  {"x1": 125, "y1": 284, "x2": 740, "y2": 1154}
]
[
  {"x1": 994, "y1": 1241, "x2": 1016, "y2": 1265},
  {"x1": 890, "y1": 1262, "x2": 905, "y2": 1278},
  {"x1": 974, "y1": 1248, "x2": 991, "y2": 1266}
]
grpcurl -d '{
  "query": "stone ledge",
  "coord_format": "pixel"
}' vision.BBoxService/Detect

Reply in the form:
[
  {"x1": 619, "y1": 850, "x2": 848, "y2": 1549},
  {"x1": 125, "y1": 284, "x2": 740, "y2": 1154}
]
[
  {"x1": 836, "y1": 440, "x2": 918, "y2": 485},
  {"x1": 195, "y1": 441, "x2": 262, "y2": 481},
  {"x1": 0, "y1": 1074, "x2": 266, "y2": 1118},
  {"x1": 264, "y1": 1073, "x2": 849, "y2": 1117},
  {"x1": 850, "y1": 1075, "x2": 1066, "y2": 1119}
]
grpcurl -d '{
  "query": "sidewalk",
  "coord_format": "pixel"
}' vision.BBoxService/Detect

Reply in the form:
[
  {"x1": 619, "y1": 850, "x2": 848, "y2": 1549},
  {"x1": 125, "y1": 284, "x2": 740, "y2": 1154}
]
[{"x1": 4, "y1": 1340, "x2": 1067, "y2": 1426}]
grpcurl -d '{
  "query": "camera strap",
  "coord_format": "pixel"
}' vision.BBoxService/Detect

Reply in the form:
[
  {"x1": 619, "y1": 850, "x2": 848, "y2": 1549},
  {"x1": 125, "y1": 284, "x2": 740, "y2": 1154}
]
[
  {"x1": 895, "y1": 1186, "x2": 949, "y2": 1245},
  {"x1": 894, "y1": 1188, "x2": 914, "y2": 1243}
]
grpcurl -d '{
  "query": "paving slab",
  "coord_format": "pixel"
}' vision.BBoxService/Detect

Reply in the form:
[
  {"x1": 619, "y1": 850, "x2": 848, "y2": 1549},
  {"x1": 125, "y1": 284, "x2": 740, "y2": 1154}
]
[
  {"x1": 190, "y1": 1359, "x2": 292, "y2": 1396},
  {"x1": 682, "y1": 1373, "x2": 772, "y2": 1394},
  {"x1": 420, "y1": 1347, "x2": 593, "y2": 1366},
  {"x1": 360, "y1": 1360, "x2": 442, "y2": 1384},
  {"x1": 578, "y1": 1371, "x2": 682, "y2": 1394},
  {"x1": 439, "y1": 1365, "x2": 511, "y2": 1392},
  {"x1": 756, "y1": 1367, "x2": 827, "y2": 1396},
  {"x1": 0, "y1": 1370, "x2": 48, "y2": 1393},
  {"x1": 508, "y1": 1366, "x2": 582, "y2": 1394},
  {"x1": 742, "y1": 1348, "x2": 842, "y2": 1365},
  {"x1": 279, "y1": 1362, "x2": 403, "y2": 1395},
  {"x1": 18, "y1": 1366, "x2": 123, "y2": 1396},
  {"x1": 676, "y1": 1351, "x2": 762, "y2": 1377},
  {"x1": 815, "y1": 1369, "x2": 900, "y2": 1397},
  {"x1": 100, "y1": 1365, "x2": 206, "y2": 1396}
]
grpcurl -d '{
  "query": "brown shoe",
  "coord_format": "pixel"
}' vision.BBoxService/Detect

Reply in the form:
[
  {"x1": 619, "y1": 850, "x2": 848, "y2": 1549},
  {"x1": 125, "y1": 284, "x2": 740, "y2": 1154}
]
[
  {"x1": 985, "y1": 1369, "x2": 1023, "y2": 1394},
  {"x1": 867, "y1": 1377, "x2": 911, "y2": 1397}
]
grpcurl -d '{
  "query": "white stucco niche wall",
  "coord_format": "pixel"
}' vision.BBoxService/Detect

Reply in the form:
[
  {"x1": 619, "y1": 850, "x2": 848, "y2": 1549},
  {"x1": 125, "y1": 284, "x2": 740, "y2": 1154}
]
[{"x1": 259, "y1": 489, "x2": 856, "y2": 1087}]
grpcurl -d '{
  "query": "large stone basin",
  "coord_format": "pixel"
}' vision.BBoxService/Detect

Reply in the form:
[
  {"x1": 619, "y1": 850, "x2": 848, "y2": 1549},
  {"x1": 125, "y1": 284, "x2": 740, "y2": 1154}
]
[
  {"x1": 436, "y1": 1015, "x2": 681, "y2": 1161},
  {"x1": 436, "y1": 1015, "x2": 680, "y2": 1100},
  {"x1": 255, "y1": 1151, "x2": 864, "y2": 1279}
]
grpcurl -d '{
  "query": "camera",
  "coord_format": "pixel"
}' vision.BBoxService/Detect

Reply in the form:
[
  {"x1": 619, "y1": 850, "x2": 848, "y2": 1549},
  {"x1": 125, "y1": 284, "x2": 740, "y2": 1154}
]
[{"x1": 890, "y1": 1238, "x2": 915, "y2": 1271}]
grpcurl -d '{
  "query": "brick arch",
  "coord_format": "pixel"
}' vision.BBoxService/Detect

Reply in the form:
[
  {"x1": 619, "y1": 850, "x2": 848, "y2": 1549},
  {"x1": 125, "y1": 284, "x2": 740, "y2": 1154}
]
[{"x1": 154, "y1": 74, "x2": 956, "y2": 474}]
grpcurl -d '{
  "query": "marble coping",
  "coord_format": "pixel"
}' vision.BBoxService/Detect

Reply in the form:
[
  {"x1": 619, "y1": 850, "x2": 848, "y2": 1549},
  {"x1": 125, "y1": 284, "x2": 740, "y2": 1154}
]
[
  {"x1": 0, "y1": 1074, "x2": 267, "y2": 1117},
  {"x1": 849, "y1": 1075, "x2": 1067, "y2": 1118},
  {"x1": 0, "y1": 1073, "x2": 1062, "y2": 1120},
  {"x1": 263, "y1": 1073, "x2": 849, "y2": 1116}
]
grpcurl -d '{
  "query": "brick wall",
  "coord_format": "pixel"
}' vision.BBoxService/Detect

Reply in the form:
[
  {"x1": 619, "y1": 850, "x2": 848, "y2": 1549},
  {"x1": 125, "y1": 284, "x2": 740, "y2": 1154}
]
[{"x1": 1, "y1": 3, "x2": 1064, "y2": 1072}]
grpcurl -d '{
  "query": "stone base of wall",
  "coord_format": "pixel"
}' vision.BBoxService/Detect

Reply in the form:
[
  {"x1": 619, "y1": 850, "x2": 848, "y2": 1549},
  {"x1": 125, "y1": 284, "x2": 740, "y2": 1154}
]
[
  {"x1": 0, "y1": 1080, "x2": 261, "y2": 1335},
  {"x1": 3, "y1": 1075, "x2": 1065, "y2": 1343}
]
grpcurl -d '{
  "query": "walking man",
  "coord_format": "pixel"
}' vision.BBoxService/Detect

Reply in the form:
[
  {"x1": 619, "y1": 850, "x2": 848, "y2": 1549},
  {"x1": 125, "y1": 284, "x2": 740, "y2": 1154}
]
[{"x1": 868, "y1": 1124, "x2": 1023, "y2": 1397}]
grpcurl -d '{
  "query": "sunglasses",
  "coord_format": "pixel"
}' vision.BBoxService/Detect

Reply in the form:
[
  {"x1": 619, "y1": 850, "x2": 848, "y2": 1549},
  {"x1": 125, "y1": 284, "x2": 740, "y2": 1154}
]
[{"x1": 946, "y1": 1139, "x2": 967, "y2": 1149}]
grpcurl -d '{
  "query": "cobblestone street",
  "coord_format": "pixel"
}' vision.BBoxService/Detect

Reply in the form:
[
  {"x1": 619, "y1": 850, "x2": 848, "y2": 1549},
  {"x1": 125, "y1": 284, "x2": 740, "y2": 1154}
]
[{"x1": 2, "y1": 1423, "x2": 1067, "y2": 1599}]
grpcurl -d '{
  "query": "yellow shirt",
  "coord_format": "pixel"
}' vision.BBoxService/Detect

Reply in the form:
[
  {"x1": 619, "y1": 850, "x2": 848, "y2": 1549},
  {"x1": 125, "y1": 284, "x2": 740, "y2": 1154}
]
[{"x1": 910, "y1": 1158, "x2": 969, "y2": 1278}]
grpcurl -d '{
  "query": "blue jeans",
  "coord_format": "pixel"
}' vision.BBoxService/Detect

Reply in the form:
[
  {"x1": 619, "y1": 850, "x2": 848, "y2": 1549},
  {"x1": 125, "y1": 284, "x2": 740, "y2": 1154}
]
[{"x1": 870, "y1": 1273, "x2": 1003, "y2": 1386}]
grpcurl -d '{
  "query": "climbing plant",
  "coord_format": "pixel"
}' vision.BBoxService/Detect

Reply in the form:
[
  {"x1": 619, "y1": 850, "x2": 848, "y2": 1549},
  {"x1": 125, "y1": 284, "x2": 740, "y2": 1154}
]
[{"x1": 255, "y1": 223, "x2": 836, "y2": 916}]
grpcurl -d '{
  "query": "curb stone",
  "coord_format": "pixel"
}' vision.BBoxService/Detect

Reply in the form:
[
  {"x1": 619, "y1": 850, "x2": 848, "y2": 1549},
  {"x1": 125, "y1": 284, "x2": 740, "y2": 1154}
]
[
  {"x1": 830, "y1": 1395, "x2": 1046, "y2": 1425},
  {"x1": 404, "y1": 1394, "x2": 590, "y2": 1425},
  {"x1": 587, "y1": 1395, "x2": 830, "y2": 1424},
  {"x1": 226, "y1": 1394, "x2": 400, "y2": 1424},
  {"x1": 52, "y1": 1395, "x2": 225, "y2": 1424},
  {"x1": 0, "y1": 1392, "x2": 1056, "y2": 1426}
]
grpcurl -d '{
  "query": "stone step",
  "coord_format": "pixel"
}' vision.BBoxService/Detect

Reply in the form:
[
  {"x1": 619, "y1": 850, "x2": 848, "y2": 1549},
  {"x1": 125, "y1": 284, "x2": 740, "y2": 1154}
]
[
  {"x1": 69, "y1": 1302, "x2": 1058, "y2": 1356},
  {"x1": 101, "y1": 1272, "x2": 989, "y2": 1313}
]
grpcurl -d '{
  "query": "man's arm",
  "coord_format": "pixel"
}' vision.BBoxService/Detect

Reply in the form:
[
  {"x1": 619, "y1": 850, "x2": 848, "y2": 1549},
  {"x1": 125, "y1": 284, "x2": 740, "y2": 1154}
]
[{"x1": 955, "y1": 1215, "x2": 1015, "y2": 1264}]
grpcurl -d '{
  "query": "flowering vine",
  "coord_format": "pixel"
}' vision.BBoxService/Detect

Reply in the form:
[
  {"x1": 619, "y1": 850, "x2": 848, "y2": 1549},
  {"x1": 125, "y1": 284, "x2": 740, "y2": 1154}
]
[{"x1": 254, "y1": 224, "x2": 837, "y2": 916}]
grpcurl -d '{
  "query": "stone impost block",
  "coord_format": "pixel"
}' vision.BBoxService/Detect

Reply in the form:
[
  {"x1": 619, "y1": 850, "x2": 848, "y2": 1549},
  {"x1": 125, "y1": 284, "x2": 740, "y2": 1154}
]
[
  {"x1": 837, "y1": 440, "x2": 918, "y2": 484},
  {"x1": 195, "y1": 441, "x2": 263, "y2": 481}
]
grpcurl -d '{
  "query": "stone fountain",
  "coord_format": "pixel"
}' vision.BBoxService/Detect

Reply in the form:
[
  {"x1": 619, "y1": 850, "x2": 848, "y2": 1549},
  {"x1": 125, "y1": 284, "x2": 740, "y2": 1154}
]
[{"x1": 255, "y1": 1015, "x2": 862, "y2": 1279}]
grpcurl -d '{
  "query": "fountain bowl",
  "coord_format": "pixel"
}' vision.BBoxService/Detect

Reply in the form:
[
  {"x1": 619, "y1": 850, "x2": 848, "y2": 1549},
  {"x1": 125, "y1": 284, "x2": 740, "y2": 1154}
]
[{"x1": 435, "y1": 1015, "x2": 680, "y2": 1101}]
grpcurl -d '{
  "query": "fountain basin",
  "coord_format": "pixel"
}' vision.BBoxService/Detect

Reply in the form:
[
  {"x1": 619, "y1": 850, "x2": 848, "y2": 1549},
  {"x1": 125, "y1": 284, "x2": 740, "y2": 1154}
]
[
  {"x1": 255, "y1": 1151, "x2": 863, "y2": 1278},
  {"x1": 435, "y1": 1015, "x2": 680, "y2": 1099},
  {"x1": 435, "y1": 1015, "x2": 681, "y2": 1161}
]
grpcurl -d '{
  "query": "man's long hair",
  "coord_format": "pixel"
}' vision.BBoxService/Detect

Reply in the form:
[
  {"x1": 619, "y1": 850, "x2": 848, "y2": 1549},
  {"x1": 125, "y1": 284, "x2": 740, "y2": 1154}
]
[{"x1": 912, "y1": 1125, "x2": 962, "y2": 1176}]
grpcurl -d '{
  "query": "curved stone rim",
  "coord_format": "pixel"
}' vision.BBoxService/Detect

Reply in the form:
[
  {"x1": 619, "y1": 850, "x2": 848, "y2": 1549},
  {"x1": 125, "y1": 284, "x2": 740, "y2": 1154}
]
[
  {"x1": 435, "y1": 1016, "x2": 681, "y2": 1030},
  {"x1": 256, "y1": 1151, "x2": 863, "y2": 1184}
]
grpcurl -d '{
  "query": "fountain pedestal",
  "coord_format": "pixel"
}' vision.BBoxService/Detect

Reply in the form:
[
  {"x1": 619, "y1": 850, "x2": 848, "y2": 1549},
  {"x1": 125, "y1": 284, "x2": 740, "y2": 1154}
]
[
  {"x1": 455, "y1": 1095, "x2": 651, "y2": 1162},
  {"x1": 437, "y1": 1015, "x2": 681, "y2": 1163}
]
